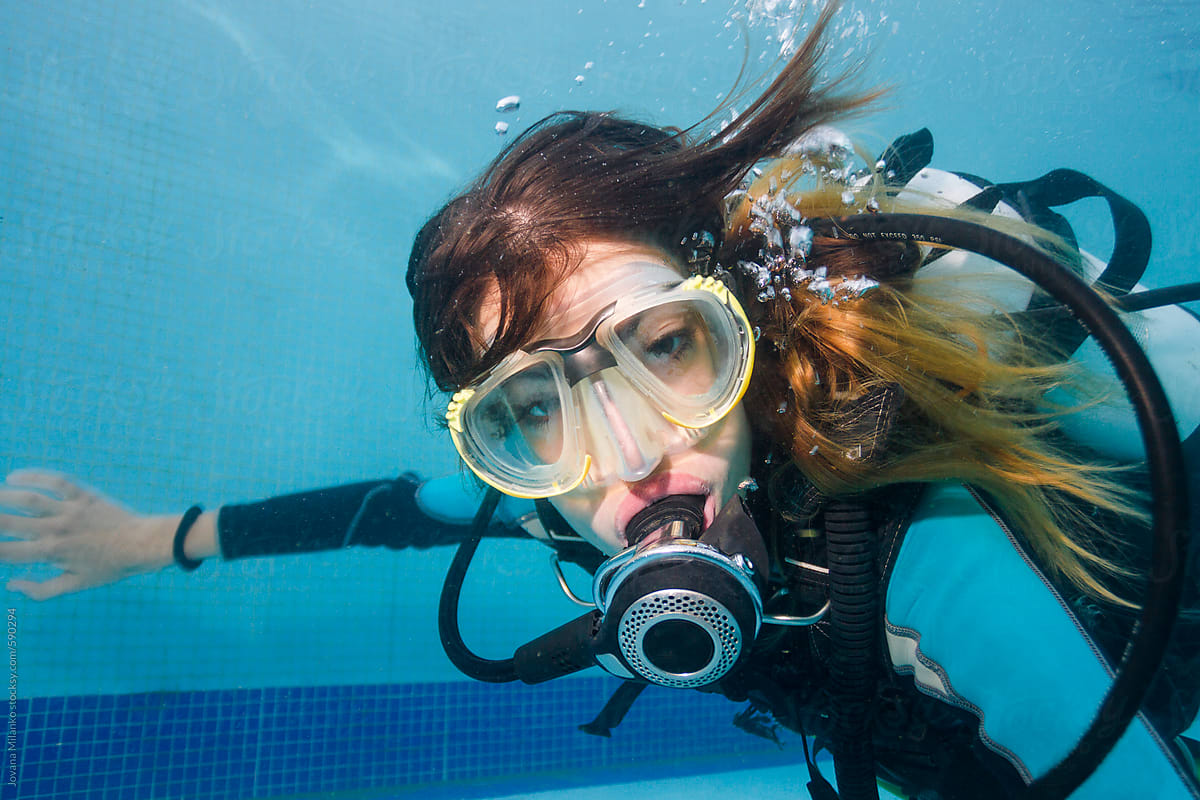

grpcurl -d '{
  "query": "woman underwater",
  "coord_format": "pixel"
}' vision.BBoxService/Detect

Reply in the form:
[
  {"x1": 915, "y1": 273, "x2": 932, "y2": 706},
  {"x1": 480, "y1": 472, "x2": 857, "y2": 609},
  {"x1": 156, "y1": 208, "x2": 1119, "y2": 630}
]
[{"x1": 3, "y1": 3, "x2": 1200, "y2": 798}]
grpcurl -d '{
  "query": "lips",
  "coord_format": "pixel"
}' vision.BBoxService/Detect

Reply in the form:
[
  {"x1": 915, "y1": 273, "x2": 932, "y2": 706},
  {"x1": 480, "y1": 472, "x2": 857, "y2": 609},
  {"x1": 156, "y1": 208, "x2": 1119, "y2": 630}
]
[{"x1": 615, "y1": 472, "x2": 714, "y2": 544}]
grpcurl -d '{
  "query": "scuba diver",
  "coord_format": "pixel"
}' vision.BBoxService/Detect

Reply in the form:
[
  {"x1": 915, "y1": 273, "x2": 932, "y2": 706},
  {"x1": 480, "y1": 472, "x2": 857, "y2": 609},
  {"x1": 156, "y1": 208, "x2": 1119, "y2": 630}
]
[{"x1": 3, "y1": 3, "x2": 1200, "y2": 797}]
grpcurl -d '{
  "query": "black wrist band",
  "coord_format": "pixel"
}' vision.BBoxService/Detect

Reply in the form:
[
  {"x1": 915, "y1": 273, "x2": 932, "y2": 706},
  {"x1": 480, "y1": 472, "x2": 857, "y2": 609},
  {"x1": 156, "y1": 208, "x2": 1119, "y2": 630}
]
[{"x1": 173, "y1": 505, "x2": 205, "y2": 572}]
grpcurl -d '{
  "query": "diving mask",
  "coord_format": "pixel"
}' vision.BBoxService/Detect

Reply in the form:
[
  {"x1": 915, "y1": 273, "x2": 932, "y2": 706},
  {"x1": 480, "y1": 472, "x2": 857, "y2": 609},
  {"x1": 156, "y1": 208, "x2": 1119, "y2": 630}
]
[{"x1": 445, "y1": 269, "x2": 756, "y2": 499}]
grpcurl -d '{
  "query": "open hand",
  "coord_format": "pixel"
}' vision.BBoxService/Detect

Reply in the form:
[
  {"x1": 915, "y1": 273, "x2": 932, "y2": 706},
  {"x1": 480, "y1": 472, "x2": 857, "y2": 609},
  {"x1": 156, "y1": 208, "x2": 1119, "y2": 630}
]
[{"x1": 0, "y1": 470, "x2": 176, "y2": 600}]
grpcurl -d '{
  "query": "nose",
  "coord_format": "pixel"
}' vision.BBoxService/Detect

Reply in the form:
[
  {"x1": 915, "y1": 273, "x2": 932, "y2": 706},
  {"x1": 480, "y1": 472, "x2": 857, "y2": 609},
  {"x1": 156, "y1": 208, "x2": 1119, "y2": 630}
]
[{"x1": 576, "y1": 372, "x2": 663, "y2": 485}]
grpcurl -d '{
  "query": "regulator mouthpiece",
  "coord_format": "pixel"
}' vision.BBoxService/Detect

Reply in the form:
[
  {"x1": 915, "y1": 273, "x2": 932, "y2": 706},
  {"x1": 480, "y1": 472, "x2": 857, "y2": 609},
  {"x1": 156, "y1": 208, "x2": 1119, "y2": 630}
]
[{"x1": 625, "y1": 494, "x2": 706, "y2": 545}]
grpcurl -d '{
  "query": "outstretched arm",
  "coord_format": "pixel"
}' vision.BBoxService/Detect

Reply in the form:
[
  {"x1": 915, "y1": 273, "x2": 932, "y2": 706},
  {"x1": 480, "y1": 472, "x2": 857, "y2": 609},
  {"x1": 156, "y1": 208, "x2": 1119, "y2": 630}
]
[{"x1": 0, "y1": 469, "x2": 532, "y2": 601}]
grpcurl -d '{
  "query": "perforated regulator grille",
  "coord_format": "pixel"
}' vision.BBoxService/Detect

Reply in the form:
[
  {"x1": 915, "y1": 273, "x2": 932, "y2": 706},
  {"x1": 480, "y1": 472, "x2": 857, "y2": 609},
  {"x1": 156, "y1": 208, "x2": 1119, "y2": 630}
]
[{"x1": 617, "y1": 589, "x2": 741, "y2": 688}]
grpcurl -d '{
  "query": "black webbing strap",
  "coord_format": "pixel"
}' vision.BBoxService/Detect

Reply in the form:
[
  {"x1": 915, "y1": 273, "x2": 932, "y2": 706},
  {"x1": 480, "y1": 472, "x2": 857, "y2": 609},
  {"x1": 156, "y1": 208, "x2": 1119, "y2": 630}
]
[
  {"x1": 878, "y1": 128, "x2": 934, "y2": 187},
  {"x1": 952, "y1": 168, "x2": 1153, "y2": 356},
  {"x1": 577, "y1": 681, "x2": 648, "y2": 737},
  {"x1": 983, "y1": 168, "x2": 1152, "y2": 297},
  {"x1": 878, "y1": 129, "x2": 1152, "y2": 317}
]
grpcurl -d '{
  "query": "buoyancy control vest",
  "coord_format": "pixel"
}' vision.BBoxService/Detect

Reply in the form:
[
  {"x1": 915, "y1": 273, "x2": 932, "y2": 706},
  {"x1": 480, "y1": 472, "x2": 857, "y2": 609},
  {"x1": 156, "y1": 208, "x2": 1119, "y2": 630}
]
[{"x1": 880, "y1": 129, "x2": 1200, "y2": 747}]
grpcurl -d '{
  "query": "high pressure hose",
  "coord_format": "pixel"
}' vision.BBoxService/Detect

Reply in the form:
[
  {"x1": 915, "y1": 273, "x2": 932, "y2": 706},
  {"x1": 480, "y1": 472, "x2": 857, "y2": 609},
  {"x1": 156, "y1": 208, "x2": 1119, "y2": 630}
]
[{"x1": 832, "y1": 213, "x2": 1191, "y2": 799}]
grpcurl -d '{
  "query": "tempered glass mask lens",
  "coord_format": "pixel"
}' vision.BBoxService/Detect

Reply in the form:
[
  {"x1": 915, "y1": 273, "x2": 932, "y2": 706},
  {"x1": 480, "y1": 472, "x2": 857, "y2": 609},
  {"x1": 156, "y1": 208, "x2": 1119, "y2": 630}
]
[
  {"x1": 613, "y1": 298, "x2": 735, "y2": 406},
  {"x1": 449, "y1": 276, "x2": 752, "y2": 497},
  {"x1": 473, "y1": 361, "x2": 566, "y2": 467}
]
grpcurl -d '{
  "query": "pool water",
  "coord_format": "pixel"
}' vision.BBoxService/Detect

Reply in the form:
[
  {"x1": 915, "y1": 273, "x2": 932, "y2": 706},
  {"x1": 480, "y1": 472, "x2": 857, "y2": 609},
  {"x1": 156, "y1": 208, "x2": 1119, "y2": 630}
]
[{"x1": 1, "y1": 1, "x2": 1197, "y2": 798}]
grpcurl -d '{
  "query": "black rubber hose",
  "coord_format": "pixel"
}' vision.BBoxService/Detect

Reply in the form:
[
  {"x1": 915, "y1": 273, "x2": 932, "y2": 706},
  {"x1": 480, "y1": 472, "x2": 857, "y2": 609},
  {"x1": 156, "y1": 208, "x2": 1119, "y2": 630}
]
[
  {"x1": 832, "y1": 214, "x2": 1191, "y2": 799},
  {"x1": 1017, "y1": 281, "x2": 1200, "y2": 327},
  {"x1": 437, "y1": 487, "x2": 519, "y2": 683},
  {"x1": 1112, "y1": 282, "x2": 1200, "y2": 313},
  {"x1": 824, "y1": 500, "x2": 881, "y2": 800}
]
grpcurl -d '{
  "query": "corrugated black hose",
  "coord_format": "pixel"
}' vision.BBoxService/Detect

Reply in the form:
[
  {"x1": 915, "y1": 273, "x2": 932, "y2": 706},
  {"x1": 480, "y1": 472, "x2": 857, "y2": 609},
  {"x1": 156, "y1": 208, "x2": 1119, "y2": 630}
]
[{"x1": 824, "y1": 499, "x2": 881, "y2": 800}]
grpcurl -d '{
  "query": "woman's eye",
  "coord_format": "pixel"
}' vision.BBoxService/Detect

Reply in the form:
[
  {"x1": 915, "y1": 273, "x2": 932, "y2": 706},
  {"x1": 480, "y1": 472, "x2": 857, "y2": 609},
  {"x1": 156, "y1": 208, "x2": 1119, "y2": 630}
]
[
  {"x1": 515, "y1": 394, "x2": 560, "y2": 434},
  {"x1": 519, "y1": 401, "x2": 552, "y2": 426},
  {"x1": 478, "y1": 394, "x2": 556, "y2": 440},
  {"x1": 645, "y1": 327, "x2": 695, "y2": 361}
]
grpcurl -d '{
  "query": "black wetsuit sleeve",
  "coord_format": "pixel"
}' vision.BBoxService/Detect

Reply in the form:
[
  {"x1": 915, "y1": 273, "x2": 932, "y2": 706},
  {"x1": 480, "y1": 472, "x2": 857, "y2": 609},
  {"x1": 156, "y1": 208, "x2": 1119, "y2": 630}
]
[{"x1": 216, "y1": 476, "x2": 514, "y2": 560}]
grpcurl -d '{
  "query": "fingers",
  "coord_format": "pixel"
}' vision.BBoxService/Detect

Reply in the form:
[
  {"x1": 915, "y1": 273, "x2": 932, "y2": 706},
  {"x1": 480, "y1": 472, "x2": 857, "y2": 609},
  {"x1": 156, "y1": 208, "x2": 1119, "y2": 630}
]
[
  {"x1": 6, "y1": 574, "x2": 85, "y2": 602},
  {"x1": 0, "y1": 515, "x2": 47, "y2": 541},
  {"x1": 4, "y1": 470, "x2": 87, "y2": 501},
  {"x1": 0, "y1": 488, "x2": 59, "y2": 517},
  {"x1": 0, "y1": 486, "x2": 64, "y2": 538},
  {"x1": 0, "y1": 541, "x2": 48, "y2": 564}
]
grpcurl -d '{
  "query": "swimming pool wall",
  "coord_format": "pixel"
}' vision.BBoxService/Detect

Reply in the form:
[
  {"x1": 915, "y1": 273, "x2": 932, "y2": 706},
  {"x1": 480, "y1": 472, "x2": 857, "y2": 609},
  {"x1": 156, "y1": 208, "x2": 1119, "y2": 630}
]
[{"x1": 2, "y1": 1, "x2": 1197, "y2": 798}]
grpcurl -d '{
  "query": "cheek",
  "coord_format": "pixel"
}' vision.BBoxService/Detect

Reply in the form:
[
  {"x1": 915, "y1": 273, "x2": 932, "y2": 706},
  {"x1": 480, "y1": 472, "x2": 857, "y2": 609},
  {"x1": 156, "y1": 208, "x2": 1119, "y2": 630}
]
[
  {"x1": 706, "y1": 408, "x2": 753, "y2": 511},
  {"x1": 549, "y1": 491, "x2": 623, "y2": 554},
  {"x1": 693, "y1": 403, "x2": 751, "y2": 470},
  {"x1": 721, "y1": 406, "x2": 753, "y2": 474}
]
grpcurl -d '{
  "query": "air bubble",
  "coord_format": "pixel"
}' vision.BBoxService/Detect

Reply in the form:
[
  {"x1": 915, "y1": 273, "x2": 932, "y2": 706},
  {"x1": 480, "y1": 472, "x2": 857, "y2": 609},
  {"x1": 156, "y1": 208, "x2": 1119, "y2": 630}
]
[{"x1": 789, "y1": 225, "x2": 813, "y2": 258}]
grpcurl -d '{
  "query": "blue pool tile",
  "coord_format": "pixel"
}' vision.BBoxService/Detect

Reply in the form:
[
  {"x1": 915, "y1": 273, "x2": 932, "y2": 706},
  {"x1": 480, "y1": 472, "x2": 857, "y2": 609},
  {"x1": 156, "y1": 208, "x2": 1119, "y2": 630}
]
[{"x1": 10, "y1": 677, "x2": 785, "y2": 800}]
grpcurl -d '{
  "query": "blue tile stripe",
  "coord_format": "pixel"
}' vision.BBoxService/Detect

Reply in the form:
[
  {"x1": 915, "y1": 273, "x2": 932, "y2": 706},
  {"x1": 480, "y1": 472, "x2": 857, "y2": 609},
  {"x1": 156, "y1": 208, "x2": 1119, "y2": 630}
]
[{"x1": 6, "y1": 678, "x2": 790, "y2": 800}]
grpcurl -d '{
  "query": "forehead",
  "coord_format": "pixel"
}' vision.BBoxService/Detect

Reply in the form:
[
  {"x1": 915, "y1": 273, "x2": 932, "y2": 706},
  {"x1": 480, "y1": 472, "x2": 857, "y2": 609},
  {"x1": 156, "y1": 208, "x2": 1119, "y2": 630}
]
[
  {"x1": 479, "y1": 241, "x2": 685, "y2": 345},
  {"x1": 544, "y1": 253, "x2": 684, "y2": 336}
]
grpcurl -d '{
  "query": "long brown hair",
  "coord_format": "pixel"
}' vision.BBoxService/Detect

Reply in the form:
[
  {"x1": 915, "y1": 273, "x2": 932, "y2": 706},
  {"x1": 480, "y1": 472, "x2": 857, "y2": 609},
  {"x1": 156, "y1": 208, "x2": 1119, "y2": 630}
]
[
  {"x1": 723, "y1": 177, "x2": 1142, "y2": 603},
  {"x1": 405, "y1": 1, "x2": 1140, "y2": 602},
  {"x1": 407, "y1": 1, "x2": 879, "y2": 391}
]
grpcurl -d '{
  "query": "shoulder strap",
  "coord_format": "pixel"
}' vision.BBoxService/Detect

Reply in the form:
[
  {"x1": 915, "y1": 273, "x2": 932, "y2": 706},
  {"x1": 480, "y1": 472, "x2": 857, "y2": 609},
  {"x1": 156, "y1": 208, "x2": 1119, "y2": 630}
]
[
  {"x1": 989, "y1": 169, "x2": 1152, "y2": 357},
  {"x1": 987, "y1": 168, "x2": 1152, "y2": 297},
  {"x1": 878, "y1": 130, "x2": 1153, "y2": 302},
  {"x1": 880, "y1": 127, "x2": 1153, "y2": 356},
  {"x1": 878, "y1": 127, "x2": 934, "y2": 186}
]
